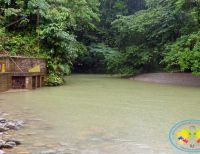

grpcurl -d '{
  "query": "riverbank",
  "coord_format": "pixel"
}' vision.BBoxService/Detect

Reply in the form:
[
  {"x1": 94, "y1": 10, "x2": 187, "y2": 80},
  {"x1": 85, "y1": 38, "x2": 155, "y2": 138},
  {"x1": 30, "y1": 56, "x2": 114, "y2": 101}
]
[
  {"x1": 129, "y1": 73, "x2": 200, "y2": 87},
  {"x1": 0, "y1": 113, "x2": 24, "y2": 154}
]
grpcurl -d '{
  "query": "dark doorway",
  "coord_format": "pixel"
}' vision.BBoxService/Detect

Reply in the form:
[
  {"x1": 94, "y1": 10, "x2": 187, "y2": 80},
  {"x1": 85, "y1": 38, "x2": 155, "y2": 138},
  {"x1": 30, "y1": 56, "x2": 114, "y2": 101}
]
[
  {"x1": 12, "y1": 76, "x2": 25, "y2": 89},
  {"x1": 37, "y1": 76, "x2": 40, "y2": 88},
  {"x1": 32, "y1": 76, "x2": 36, "y2": 89},
  {"x1": 41, "y1": 76, "x2": 44, "y2": 86}
]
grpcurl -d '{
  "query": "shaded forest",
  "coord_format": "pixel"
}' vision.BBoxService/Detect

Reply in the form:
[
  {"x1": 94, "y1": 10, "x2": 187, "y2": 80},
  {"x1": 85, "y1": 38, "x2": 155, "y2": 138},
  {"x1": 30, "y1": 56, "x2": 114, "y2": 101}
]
[{"x1": 0, "y1": 0, "x2": 200, "y2": 85}]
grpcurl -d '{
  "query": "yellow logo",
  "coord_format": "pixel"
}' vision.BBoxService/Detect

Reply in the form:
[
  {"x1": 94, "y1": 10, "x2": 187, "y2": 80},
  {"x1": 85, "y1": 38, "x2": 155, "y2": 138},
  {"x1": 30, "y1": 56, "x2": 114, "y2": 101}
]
[
  {"x1": 29, "y1": 65, "x2": 41, "y2": 73},
  {"x1": 169, "y1": 120, "x2": 200, "y2": 152}
]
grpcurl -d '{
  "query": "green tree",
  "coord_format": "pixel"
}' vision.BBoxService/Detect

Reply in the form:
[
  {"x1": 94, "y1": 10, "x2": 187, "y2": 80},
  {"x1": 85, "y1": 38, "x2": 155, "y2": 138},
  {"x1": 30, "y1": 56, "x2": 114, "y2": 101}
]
[
  {"x1": 109, "y1": 0, "x2": 200, "y2": 76},
  {"x1": 0, "y1": 0, "x2": 100, "y2": 85}
]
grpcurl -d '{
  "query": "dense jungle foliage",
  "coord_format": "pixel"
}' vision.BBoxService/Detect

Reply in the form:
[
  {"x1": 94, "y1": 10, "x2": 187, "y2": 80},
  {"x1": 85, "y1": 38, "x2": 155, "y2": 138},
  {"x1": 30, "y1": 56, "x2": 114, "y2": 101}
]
[{"x1": 0, "y1": 0, "x2": 200, "y2": 85}]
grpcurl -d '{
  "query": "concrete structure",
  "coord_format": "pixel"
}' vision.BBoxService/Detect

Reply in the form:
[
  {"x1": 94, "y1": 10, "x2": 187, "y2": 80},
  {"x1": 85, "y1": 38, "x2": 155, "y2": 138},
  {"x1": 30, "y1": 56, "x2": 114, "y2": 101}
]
[
  {"x1": 0, "y1": 55, "x2": 47, "y2": 92},
  {"x1": 0, "y1": 73, "x2": 12, "y2": 92}
]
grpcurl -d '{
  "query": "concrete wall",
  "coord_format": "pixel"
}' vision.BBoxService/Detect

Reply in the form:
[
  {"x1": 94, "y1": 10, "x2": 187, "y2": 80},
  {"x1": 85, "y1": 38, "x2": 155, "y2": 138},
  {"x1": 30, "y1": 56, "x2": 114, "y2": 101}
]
[
  {"x1": 0, "y1": 57, "x2": 47, "y2": 74},
  {"x1": 25, "y1": 76, "x2": 43, "y2": 90},
  {"x1": 0, "y1": 73, "x2": 12, "y2": 92},
  {"x1": 0, "y1": 56, "x2": 47, "y2": 92}
]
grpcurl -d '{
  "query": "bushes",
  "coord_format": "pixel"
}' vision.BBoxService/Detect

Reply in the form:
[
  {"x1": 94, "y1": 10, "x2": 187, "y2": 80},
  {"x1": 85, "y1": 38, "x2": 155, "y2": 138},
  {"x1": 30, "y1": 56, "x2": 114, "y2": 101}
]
[
  {"x1": 162, "y1": 32, "x2": 200, "y2": 75},
  {"x1": 0, "y1": 28, "x2": 40, "y2": 56},
  {"x1": 1, "y1": 0, "x2": 200, "y2": 80},
  {"x1": 105, "y1": 45, "x2": 152, "y2": 76},
  {"x1": 74, "y1": 43, "x2": 152, "y2": 76},
  {"x1": 0, "y1": 0, "x2": 100, "y2": 86},
  {"x1": 45, "y1": 61, "x2": 71, "y2": 86},
  {"x1": 108, "y1": 0, "x2": 200, "y2": 76},
  {"x1": 45, "y1": 73, "x2": 65, "y2": 86},
  {"x1": 73, "y1": 43, "x2": 113, "y2": 73}
]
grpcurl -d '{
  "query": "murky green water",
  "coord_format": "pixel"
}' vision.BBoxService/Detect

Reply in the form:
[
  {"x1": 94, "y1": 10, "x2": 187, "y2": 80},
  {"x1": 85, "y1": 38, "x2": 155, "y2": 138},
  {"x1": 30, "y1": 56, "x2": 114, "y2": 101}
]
[{"x1": 0, "y1": 75, "x2": 200, "y2": 154}]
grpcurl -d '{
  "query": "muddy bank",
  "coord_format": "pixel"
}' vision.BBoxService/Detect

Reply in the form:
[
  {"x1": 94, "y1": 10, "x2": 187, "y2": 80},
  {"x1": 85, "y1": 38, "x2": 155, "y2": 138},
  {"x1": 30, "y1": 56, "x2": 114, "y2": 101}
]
[{"x1": 130, "y1": 73, "x2": 200, "y2": 87}]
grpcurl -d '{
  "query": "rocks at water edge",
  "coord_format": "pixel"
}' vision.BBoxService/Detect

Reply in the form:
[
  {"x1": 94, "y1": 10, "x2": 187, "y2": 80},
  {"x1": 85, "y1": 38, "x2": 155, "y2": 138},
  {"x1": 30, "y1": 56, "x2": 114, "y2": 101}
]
[
  {"x1": 2, "y1": 141, "x2": 16, "y2": 149},
  {"x1": 0, "y1": 139, "x2": 22, "y2": 149},
  {"x1": 0, "y1": 116, "x2": 24, "y2": 153},
  {"x1": 40, "y1": 149, "x2": 57, "y2": 154},
  {"x1": 4, "y1": 120, "x2": 25, "y2": 130},
  {"x1": 0, "y1": 119, "x2": 6, "y2": 124},
  {"x1": 6, "y1": 139, "x2": 22, "y2": 145},
  {"x1": 0, "y1": 128, "x2": 8, "y2": 132},
  {"x1": 0, "y1": 150, "x2": 5, "y2": 154},
  {"x1": 0, "y1": 140, "x2": 5, "y2": 148}
]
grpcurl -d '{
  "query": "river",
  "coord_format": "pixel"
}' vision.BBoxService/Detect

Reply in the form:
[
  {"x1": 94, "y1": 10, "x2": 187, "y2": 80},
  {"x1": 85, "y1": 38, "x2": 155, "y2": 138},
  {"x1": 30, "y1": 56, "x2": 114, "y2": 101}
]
[{"x1": 0, "y1": 75, "x2": 200, "y2": 154}]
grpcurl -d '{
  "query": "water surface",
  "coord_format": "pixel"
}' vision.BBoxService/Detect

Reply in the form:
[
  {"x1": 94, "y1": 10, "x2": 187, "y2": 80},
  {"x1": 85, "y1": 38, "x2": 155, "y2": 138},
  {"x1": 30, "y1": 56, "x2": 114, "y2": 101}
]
[{"x1": 0, "y1": 75, "x2": 200, "y2": 154}]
